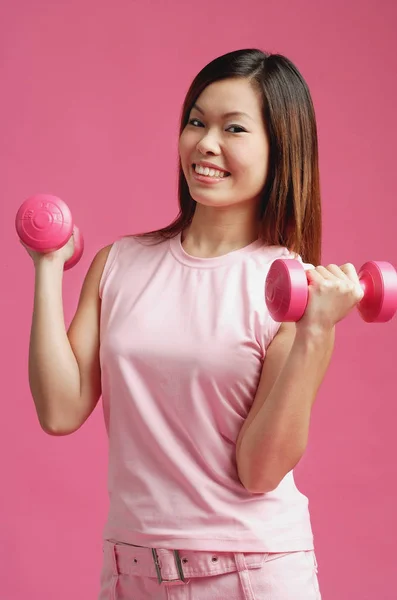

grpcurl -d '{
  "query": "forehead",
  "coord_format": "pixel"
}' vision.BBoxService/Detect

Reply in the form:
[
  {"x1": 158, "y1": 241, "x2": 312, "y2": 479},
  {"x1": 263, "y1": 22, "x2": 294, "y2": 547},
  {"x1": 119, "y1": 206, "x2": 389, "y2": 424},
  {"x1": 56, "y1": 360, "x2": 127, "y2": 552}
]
[{"x1": 193, "y1": 78, "x2": 262, "y2": 119}]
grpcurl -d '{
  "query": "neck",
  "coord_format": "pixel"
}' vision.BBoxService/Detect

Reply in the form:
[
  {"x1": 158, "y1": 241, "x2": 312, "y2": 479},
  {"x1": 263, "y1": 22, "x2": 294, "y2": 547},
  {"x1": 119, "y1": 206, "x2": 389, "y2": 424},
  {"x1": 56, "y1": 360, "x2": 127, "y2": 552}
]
[{"x1": 182, "y1": 203, "x2": 259, "y2": 258}]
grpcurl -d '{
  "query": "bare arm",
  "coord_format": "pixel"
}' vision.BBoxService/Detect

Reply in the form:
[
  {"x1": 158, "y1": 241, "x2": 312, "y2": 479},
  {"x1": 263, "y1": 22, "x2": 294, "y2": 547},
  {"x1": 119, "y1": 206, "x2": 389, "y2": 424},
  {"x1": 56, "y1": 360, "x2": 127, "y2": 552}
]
[
  {"x1": 236, "y1": 322, "x2": 335, "y2": 493},
  {"x1": 28, "y1": 245, "x2": 112, "y2": 435},
  {"x1": 236, "y1": 260, "x2": 365, "y2": 494}
]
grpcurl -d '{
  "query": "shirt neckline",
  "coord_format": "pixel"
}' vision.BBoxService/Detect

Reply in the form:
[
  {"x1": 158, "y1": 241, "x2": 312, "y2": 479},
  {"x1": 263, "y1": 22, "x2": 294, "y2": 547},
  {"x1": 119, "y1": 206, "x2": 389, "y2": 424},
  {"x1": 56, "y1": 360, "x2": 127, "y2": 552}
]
[{"x1": 169, "y1": 231, "x2": 267, "y2": 268}]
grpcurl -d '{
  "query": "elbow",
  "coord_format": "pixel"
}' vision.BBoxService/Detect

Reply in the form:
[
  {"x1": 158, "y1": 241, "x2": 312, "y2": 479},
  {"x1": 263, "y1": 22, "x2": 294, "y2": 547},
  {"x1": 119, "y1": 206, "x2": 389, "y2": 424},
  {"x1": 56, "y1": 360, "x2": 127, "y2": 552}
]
[
  {"x1": 237, "y1": 460, "x2": 280, "y2": 495},
  {"x1": 40, "y1": 422, "x2": 73, "y2": 436},
  {"x1": 236, "y1": 440, "x2": 305, "y2": 495},
  {"x1": 36, "y1": 400, "x2": 87, "y2": 437},
  {"x1": 238, "y1": 457, "x2": 304, "y2": 494},
  {"x1": 39, "y1": 416, "x2": 80, "y2": 437},
  {"x1": 240, "y1": 476, "x2": 280, "y2": 495}
]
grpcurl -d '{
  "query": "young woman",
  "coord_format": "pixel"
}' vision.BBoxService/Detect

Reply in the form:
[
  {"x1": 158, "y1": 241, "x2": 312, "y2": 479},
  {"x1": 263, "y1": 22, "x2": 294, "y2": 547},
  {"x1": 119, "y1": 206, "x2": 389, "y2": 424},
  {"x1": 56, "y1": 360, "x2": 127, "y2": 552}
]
[{"x1": 25, "y1": 49, "x2": 364, "y2": 599}]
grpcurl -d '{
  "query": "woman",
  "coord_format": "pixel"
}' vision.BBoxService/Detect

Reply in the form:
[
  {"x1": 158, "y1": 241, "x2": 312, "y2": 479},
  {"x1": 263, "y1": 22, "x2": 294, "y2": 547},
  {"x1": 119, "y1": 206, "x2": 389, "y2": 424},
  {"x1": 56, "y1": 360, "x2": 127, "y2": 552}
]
[{"x1": 25, "y1": 49, "x2": 364, "y2": 599}]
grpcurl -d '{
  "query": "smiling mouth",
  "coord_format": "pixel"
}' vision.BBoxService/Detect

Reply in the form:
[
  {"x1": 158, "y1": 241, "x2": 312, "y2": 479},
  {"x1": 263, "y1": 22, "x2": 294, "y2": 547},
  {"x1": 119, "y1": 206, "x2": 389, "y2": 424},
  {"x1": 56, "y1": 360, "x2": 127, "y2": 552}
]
[{"x1": 192, "y1": 164, "x2": 231, "y2": 178}]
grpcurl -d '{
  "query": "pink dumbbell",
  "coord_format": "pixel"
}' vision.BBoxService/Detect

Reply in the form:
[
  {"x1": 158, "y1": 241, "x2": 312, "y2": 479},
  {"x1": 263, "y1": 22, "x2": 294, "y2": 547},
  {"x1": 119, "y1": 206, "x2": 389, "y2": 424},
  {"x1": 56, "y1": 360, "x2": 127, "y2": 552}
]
[
  {"x1": 15, "y1": 194, "x2": 84, "y2": 270},
  {"x1": 265, "y1": 259, "x2": 397, "y2": 323}
]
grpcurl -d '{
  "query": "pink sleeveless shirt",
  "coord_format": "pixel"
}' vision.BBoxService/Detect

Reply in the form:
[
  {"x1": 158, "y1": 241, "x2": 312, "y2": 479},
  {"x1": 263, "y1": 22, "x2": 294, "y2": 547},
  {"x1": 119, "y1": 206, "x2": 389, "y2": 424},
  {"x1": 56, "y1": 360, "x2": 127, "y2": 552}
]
[{"x1": 98, "y1": 233, "x2": 315, "y2": 552}]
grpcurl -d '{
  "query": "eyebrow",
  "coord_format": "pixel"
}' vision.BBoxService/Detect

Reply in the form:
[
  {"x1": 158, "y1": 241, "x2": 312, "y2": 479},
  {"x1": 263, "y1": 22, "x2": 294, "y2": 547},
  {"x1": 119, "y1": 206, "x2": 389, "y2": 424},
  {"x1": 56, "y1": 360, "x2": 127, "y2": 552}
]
[{"x1": 192, "y1": 103, "x2": 254, "y2": 122}]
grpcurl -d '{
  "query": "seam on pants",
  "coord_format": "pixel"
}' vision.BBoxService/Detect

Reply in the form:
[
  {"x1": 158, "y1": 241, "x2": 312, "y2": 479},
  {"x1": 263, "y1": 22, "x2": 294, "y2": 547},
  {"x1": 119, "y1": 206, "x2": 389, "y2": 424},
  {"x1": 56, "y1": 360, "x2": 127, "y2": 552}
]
[
  {"x1": 304, "y1": 551, "x2": 321, "y2": 598},
  {"x1": 234, "y1": 553, "x2": 256, "y2": 600},
  {"x1": 110, "y1": 543, "x2": 119, "y2": 600}
]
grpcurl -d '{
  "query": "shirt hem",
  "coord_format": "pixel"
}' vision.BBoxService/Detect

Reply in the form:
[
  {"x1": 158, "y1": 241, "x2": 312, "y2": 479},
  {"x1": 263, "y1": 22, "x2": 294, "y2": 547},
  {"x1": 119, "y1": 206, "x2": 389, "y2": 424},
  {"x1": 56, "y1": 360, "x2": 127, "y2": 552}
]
[{"x1": 103, "y1": 527, "x2": 314, "y2": 552}]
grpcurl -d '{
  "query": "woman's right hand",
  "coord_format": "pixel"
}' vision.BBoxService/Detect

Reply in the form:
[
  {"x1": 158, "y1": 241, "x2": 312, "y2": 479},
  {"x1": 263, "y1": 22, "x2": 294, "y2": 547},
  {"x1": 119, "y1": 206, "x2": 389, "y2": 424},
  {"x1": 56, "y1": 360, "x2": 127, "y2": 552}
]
[{"x1": 20, "y1": 234, "x2": 75, "y2": 268}]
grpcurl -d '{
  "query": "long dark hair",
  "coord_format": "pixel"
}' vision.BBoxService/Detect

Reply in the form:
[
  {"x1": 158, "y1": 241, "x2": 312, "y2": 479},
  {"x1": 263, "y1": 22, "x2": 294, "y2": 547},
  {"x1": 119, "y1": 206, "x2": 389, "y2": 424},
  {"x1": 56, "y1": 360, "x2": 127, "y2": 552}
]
[{"x1": 139, "y1": 48, "x2": 322, "y2": 266}]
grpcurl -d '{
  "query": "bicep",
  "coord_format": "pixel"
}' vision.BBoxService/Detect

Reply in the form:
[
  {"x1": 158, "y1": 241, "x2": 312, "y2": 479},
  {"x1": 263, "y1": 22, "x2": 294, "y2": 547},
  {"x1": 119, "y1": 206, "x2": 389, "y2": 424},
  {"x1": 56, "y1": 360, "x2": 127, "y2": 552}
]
[
  {"x1": 236, "y1": 322, "x2": 297, "y2": 453},
  {"x1": 66, "y1": 244, "x2": 113, "y2": 425}
]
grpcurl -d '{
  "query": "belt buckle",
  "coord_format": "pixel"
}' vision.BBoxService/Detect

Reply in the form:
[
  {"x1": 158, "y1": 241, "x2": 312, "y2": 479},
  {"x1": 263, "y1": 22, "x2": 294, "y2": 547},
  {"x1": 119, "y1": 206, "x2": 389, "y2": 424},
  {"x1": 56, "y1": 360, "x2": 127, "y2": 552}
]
[{"x1": 151, "y1": 548, "x2": 186, "y2": 584}]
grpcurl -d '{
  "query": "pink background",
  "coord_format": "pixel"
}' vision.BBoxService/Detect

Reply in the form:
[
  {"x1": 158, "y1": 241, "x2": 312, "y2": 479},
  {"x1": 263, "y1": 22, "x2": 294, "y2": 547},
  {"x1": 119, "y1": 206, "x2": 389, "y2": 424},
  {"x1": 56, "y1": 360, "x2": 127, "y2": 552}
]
[{"x1": 1, "y1": 0, "x2": 396, "y2": 598}]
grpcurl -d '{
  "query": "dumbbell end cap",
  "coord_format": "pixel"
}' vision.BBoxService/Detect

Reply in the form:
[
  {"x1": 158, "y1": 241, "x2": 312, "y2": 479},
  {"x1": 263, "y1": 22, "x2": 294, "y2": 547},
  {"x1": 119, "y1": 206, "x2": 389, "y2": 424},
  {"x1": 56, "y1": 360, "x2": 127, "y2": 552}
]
[
  {"x1": 16, "y1": 194, "x2": 73, "y2": 251},
  {"x1": 358, "y1": 261, "x2": 397, "y2": 322},
  {"x1": 265, "y1": 259, "x2": 308, "y2": 322},
  {"x1": 64, "y1": 226, "x2": 84, "y2": 270}
]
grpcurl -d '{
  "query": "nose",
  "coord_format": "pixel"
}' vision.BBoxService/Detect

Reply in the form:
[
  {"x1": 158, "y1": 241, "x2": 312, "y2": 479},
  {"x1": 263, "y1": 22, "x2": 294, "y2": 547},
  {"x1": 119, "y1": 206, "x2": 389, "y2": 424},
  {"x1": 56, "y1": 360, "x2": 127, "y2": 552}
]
[{"x1": 196, "y1": 131, "x2": 221, "y2": 156}]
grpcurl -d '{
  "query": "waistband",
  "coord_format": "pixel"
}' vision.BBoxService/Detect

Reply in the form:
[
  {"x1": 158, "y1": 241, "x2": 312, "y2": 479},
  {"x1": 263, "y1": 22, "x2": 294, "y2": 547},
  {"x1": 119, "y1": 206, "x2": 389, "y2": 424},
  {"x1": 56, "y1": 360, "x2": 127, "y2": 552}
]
[{"x1": 103, "y1": 539, "x2": 268, "y2": 586}]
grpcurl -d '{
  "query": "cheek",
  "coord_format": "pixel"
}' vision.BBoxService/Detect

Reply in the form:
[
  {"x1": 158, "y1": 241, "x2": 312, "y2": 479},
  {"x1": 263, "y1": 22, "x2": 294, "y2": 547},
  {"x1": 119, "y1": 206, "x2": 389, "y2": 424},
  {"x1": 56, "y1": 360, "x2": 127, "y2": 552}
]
[
  {"x1": 228, "y1": 154, "x2": 256, "y2": 179},
  {"x1": 236, "y1": 145, "x2": 269, "y2": 182},
  {"x1": 224, "y1": 148, "x2": 247, "y2": 175},
  {"x1": 179, "y1": 132, "x2": 195, "y2": 170},
  {"x1": 231, "y1": 156, "x2": 269, "y2": 191},
  {"x1": 178, "y1": 134, "x2": 186, "y2": 160},
  {"x1": 178, "y1": 136, "x2": 192, "y2": 179}
]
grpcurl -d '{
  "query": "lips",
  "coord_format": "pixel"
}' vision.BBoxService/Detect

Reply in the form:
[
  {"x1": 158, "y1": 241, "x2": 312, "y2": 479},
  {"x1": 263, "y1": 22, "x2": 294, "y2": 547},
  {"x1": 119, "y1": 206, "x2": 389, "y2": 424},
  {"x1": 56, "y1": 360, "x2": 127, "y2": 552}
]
[
  {"x1": 192, "y1": 163, "x2": 231, "y2": 177},
  {"x1": 195, "y1": 161, "x2": 229, "y2": 171}
]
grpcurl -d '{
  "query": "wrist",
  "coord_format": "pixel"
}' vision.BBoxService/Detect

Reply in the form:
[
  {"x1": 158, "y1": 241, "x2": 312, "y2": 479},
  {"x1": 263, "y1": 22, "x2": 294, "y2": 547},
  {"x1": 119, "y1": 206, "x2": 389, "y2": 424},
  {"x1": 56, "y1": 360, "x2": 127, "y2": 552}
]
[
  {"x1": 294, "y1": 322, "x2": 335, "y2": 347},
  {"x1": 34, "y1": 255, "x2": 65, "y2": 274}
]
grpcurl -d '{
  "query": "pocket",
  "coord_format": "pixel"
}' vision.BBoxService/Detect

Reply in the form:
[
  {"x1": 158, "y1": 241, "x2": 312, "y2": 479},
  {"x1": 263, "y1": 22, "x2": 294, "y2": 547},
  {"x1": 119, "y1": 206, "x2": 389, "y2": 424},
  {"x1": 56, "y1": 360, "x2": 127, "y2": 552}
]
[
  {"x1": 304, "y1": 550, "x2": 321, "y2": 597},
  {"x1": 303, "y1": 550, "x2": 319, "y2": 574},
  {"x1": 263, "y1": 551, "x2": 292, "y2": 563},
  {"x1": 247, "y1": 550, "x2": 321, "y2": 599},
  {"x1": 98, "y1": 562, "x2": 119, "y2": 600},
  {"x1": 98, "y1": 543, "x2": 120, "y2": 600}
]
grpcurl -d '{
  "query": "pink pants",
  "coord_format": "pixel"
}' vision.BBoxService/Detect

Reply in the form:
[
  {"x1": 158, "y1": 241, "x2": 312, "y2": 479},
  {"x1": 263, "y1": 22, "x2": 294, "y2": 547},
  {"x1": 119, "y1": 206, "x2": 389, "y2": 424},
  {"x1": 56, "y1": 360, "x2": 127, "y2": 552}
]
[{"x1": 99, "y1": 540, "x2": 322, "y2": 599}]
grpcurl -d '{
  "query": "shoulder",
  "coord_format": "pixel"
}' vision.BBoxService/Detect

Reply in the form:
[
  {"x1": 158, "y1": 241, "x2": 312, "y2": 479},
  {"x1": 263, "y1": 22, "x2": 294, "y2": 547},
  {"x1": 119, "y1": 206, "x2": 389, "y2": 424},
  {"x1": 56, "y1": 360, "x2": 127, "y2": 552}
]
[
  {"x1": 254, "y1": 243, "x2": 313, "y2": 266},
  {"x1": 94, "y1": 234, "x2": 169, "y2": 275},
  {"x1": 95, "y1": 234, "x2": 150, "y2": 265},
  {"x1": 250, "y1": 244, "x2": 315, "y2": 278},
  {"x1": 96, "y1": 235, "x2": 169, "y2": 299},
  {"x1": 77, "y1": 244, "x2": 113, "y2": 297},
  {"x1": 94, "y1": 243, "x2": 114, "y2": 265}
]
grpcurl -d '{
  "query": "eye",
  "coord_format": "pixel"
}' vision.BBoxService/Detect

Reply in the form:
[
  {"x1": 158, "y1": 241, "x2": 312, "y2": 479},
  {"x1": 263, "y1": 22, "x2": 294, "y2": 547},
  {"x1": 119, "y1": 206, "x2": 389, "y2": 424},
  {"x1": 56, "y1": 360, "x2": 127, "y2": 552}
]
[
  {"x1": 186, "y1": 119, "x2": 247, "y2": 133},
  {"x1": 188, "y1": 118, "x2": 203, "y2": 127},
  {"x1": 227, "y1": 125, "x2": 247, "y2": 133}
]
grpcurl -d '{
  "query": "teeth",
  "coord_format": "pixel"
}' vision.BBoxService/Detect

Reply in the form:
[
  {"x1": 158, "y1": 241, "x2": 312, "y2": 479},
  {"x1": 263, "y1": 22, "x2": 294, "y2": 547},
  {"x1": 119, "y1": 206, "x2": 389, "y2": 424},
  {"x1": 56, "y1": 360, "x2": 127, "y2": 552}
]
[{"x1": 194, "y1": 164, "x2": 228, "y2": 178}]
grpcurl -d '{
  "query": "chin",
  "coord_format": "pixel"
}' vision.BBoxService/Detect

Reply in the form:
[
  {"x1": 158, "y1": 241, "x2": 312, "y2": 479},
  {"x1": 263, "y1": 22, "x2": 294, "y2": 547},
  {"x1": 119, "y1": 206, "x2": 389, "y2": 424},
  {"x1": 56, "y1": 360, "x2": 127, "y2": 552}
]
[{"x1": 190, "y1": 194, "x2": 238, "y2": 208}]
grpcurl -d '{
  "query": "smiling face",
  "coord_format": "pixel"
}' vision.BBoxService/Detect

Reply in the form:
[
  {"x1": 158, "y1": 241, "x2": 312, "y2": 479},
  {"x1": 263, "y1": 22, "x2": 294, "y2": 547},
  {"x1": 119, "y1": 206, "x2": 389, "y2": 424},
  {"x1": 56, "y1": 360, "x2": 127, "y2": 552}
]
[{"x1": 179, "y1": 77, "x2": 270, "y2": 211}]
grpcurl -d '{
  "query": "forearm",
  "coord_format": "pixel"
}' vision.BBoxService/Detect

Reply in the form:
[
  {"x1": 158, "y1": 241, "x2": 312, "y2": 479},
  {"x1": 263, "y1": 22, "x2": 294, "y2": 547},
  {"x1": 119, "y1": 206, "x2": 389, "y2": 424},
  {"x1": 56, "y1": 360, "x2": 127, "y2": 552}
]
[{"x1": 238, "y1": 326, "x2": 335, "y2": 493}]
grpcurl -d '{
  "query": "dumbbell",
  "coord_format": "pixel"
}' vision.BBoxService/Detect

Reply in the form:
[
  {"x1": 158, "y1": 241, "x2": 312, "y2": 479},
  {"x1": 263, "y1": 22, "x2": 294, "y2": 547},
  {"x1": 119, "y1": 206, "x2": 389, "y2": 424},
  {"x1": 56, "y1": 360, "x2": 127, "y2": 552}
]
[
  {"x1": 265, "y1": 259, "x2": 397, "y2": 323},
  {"x1": 15, "y1": 194, "x2": 84, "y2": 270}
]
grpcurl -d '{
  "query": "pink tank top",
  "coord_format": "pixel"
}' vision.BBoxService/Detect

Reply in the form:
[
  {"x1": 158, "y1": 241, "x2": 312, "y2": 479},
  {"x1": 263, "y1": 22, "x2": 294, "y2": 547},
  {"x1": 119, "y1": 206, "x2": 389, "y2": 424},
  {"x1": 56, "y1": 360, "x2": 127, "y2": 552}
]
[{"x1": 99, "y1": 232, "x2": 314, "y2": 552}]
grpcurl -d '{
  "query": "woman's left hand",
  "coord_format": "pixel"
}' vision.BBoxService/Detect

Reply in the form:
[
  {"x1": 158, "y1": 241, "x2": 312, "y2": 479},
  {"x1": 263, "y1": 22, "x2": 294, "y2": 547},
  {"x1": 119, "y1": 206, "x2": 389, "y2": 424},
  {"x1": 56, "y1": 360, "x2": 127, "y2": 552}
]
[{"x1": 296, "y1": 263, "x2": 365, "y2": 334}]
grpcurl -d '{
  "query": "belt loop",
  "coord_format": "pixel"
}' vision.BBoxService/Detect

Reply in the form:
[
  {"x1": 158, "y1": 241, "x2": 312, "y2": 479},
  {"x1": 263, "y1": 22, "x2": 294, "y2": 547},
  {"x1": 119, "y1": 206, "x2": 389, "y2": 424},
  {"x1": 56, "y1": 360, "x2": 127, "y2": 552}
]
[
  {"x1": 234, "y1": 552, "x2": 248, "y2": 573},
  {"x1": 109, "y1": 542, "x2": 119, "y2": 600},
  {"x1": 233, "y1": 553, "x2": 255, "y2": 600},
  {"x1": 313, "y1": 551, "x2": 318, "y2": 572},
  {"x1": 110, "y1": 542, "x2": 119, "y2": 576}
]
